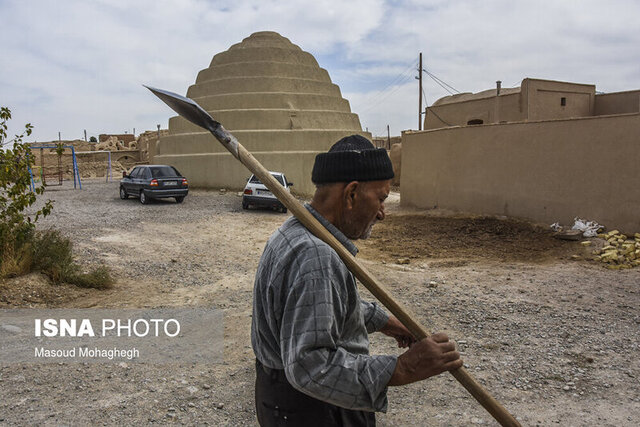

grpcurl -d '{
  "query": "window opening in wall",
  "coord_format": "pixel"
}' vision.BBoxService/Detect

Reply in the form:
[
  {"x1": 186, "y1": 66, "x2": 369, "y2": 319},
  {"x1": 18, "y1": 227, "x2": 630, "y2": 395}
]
[
  {"x1": 467, "y1": 119, "x2": 483, "y2": 125},
  {"x1": 561, "y1": 97, "x2": 566, "y2": 106}
]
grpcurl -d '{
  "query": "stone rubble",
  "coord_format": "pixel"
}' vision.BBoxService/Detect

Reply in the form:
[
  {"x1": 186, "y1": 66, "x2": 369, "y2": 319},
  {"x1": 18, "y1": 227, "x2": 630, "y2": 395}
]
[{"x1": 591, "y1": 230, "x2": 640, "y2": 269}]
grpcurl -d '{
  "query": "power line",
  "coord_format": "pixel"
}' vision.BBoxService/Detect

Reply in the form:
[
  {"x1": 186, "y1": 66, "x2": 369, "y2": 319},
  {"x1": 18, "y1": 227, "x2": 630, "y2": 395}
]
[
  {"x1": 356, "y1": 59, "x2": 418, "y2": 111},
  {"x1": 371, "y1": 58, "x2": 418, "y2": 98},
  {"x1": 423, "y1": 68, "x2": 461, "y2": 95},
  {"x1": 426, "y1": 69, "x2": 460, "y2": 93},
  {"x1": 426, "y1": 73, "x2": 455, "y2": 95},
  {"x1": 422, "y1": 86, "x2": 453, "y2": 127},
  {"x1": 359, "y1": 79, "x2": 413, "y2": 114}
]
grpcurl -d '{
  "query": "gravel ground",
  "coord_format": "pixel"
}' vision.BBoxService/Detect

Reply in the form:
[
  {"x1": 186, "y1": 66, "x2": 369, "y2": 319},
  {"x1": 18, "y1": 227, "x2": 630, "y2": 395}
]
[{"x1": 1, "y1": 179, "x2": 639, "y2": 426}]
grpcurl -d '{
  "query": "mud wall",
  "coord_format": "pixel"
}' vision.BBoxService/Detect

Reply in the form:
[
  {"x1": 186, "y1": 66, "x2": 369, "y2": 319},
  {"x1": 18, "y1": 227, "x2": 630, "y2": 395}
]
[
  {"x1": 595, "y1": 90, "x2": 640, "y2": 116},
  {"x1": 402, "y1": 113, "x2": 640, "y2": 233},
  {"x1": 522, "y1": 79, "x2": 595, "y2": 121},
  {"x1": 425, "y1": 78, "x2": 596, "y2": 130},
  {"x1": 389, "y1": 143, "x2": 401, "y2": 186}
]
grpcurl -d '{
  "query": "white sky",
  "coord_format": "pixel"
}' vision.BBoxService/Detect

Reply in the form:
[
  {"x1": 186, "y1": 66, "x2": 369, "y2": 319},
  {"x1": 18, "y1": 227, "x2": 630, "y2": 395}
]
[{"x1": 2, "y1": 0, "x2": 639, "y2": 142}]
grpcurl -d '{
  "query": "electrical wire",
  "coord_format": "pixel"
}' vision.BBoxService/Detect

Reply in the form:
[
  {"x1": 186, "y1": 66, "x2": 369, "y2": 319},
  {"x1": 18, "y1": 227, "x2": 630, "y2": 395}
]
[
  {"x1": 368, "y1": 59, "x2": 418, "y2": 99},
  {"x1": 359, "y1": 59, "x2": 460, "y2": 132},
  {"x1": 423, "y1": 69, "x2": 461, "y2": 95},
  {"x1": 358, "y1": 77, "x2": 414, "y2": 114},
  {"x1": 422, "y1": 87, "x2": 453, "y2": 127},
  {"x1": 356, "y1": 59, "x2": 418, "y2": 112}
]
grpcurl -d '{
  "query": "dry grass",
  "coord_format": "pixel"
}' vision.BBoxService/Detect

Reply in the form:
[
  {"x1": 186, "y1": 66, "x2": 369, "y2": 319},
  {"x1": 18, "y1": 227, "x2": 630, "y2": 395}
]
[{"x1": 1, "y1": 229, "x2": 113, "y2": 289}]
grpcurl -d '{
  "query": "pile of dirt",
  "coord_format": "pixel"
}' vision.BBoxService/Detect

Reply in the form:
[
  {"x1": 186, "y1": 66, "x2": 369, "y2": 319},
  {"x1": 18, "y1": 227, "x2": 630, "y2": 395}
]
[{"x1": 360, "y1": 214, "x2": 581, "y2": 264}]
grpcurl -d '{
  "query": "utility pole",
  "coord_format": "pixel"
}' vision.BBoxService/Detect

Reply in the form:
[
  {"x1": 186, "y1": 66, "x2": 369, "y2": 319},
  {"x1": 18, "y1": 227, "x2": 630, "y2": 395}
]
[
  {"x1": 387, "y1": 124, "x2": 390, "y2": 149},
  {"x1": 84, "y1": 129, "x2": 87, "y2": 142},
  {"x1": 418, "y1": 52, "x2": 423, "y2": 131}
]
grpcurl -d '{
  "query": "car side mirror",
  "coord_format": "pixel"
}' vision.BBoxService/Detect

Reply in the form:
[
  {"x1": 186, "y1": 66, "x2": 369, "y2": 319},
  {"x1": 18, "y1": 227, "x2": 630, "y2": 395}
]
[
  {"x1": 122, "y1": 171, "x2": 127, "y2": 178},
  {"x1": 287, "y1": 182, "x2": 293, "y2": 187}
]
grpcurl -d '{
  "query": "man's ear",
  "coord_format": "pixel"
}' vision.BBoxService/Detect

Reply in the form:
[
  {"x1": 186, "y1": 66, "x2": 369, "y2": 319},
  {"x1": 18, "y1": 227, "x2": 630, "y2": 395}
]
[{"x1": 343, "y1": 181, "x2": 359, "y2": 210}]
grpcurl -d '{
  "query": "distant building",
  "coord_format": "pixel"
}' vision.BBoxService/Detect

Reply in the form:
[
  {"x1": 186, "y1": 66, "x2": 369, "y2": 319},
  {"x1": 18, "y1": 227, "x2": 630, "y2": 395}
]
[
  {"x1": 424, "y1": 78, "x2": 640, "y2": 129},
  {"x1": 401, "y1": 78, "x2": 640, "y2": 233},
  {"x1": 27, "y1": 129, "x2": 167, "y2": 179},
  {"x1": 99, "y1": 133, "x2": 136, "y2": 146}
]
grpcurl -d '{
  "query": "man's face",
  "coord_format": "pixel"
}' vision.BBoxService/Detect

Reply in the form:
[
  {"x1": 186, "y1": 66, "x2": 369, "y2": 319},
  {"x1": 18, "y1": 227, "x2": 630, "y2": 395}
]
[{"x1": 343, "y1": 180, "x2": 391, "y2": 240}]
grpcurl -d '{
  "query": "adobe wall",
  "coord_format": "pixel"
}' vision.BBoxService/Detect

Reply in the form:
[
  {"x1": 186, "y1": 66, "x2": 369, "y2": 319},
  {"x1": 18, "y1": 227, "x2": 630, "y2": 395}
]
[
  {"x1": 156, "y1": 129, "x2": 369, "y2": 194},
  {"x1": 522, "y1": 79, "x2": 594, "y2": 121},
  {"x1": 162, "y1": 150, "x2": 319, "y2": 195},
  {"x1": 595, "y1": 90, "x2": 640, "y2": 115},
  {"x1": 29, "y1": 131, "x2": 159, "y2": 179},
  {"x1": 99, "y1": 134, "x2": 135, "y2": 145},
  {"x1": 401, "y1": 113, "x2": 640, "y2": 233},
  {"x1": 389, "y1": 143, "x2": 401, "y2": 186},
  {"x1": 140, "y1": 129, "x2": 168, "y2": 163},
  {"x1": 372, "y1": 136, "x2": 401, "y2": 149},
  {"x1": 424, "y1": 92, "x2": 524, "y2": 129},
  {"x1": 425, "y1": 78, "x2": 597, "y2": 130}
]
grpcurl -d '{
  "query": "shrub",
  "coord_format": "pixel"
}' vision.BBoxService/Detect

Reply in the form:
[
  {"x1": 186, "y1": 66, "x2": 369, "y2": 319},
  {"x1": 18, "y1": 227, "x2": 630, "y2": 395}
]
[
  {"x1": 1, "y1": 107, "x2": 52, "y2": 268},
  {"x1": 31, "y1": 229, "x2": 114, "y2": 289},
  {"x1": 0, "y1": 242, "x2": 32, "y2": 278},
  {"x1": 31, "y1": 229, "x2": 75, "y2": 283},
  {"x1": 1, "y1": 108, "x2": 113, "y2": 290},
  {"x1": 66, "y1": 265, "x2": 114, "y2": 290}
]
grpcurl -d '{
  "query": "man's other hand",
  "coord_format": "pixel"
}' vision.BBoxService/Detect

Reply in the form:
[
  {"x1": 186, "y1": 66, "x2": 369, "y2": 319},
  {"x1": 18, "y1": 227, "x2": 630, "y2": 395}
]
[
  {"x1": 387, "y1": 332, "x2": 463, "y2": 386},
  {"x1": 380, "y1": 315, "x2": 416, "y2": 348}
]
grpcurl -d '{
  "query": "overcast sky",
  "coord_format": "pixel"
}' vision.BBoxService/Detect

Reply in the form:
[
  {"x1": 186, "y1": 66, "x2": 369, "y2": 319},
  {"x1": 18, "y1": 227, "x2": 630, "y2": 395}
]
[{"x1": 2, "y1": 0, "x2": 639, "y2": 142}]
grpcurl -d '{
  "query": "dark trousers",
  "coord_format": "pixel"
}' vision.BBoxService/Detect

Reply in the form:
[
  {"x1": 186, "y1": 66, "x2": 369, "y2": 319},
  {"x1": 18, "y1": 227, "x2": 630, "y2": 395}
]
[{"x1": 255, "y1": 359, "x2": 376, "y2": 427}]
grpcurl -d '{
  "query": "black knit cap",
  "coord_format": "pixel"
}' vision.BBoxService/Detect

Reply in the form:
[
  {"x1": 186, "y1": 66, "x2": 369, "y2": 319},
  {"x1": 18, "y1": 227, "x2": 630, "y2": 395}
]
[{"x1": 311, "y1": 134, "x2": 394, "y2": 184}]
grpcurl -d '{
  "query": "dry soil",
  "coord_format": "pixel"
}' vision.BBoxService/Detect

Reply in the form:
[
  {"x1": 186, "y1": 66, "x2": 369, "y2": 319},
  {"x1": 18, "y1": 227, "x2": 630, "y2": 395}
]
[{"x1": 1, "y1": 180, "x2": 639, "y2": 426}]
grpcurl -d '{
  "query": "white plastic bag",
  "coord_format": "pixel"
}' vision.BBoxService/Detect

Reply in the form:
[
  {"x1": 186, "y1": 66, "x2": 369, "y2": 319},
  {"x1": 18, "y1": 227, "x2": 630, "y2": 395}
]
[{"x1": 571, "y1": 218, "x2": 602, "y2": 238}]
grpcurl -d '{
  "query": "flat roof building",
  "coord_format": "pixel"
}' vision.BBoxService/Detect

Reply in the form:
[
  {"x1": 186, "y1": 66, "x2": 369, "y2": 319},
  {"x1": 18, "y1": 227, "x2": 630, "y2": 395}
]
[
  {"x1": 400, "y1": 78, "x2": 640, "y2": 233},
  {"x1": 424, "y1": 78, "x2": 640, "y2": 129}
]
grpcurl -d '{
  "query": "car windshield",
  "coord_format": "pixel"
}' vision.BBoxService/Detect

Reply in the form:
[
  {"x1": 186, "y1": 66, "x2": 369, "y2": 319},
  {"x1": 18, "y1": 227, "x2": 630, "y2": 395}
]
[
  {"x1": 249, "y1": 173, "x2": 285, "y2": 186},
  {"x1": 150, "y1": 166, "x2": 179, "y2": 178}
]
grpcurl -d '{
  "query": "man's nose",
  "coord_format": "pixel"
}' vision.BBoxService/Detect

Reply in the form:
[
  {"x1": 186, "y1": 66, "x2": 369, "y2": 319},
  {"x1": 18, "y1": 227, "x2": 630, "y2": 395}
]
[{"x1": 377, "y1": 204, "x2": 386, "y2": 221}]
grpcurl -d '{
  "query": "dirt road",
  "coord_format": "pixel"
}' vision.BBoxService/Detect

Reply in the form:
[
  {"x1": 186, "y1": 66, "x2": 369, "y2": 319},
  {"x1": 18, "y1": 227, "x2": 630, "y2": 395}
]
[{"x1": 1, "y1": 180, "x2": 639, "y2": 425}]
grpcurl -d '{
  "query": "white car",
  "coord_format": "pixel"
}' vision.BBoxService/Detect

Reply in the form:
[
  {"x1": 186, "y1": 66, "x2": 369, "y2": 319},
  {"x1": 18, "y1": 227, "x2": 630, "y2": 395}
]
[{"x1": 242, "y1": 171, "x2": 293, "y2": 213}]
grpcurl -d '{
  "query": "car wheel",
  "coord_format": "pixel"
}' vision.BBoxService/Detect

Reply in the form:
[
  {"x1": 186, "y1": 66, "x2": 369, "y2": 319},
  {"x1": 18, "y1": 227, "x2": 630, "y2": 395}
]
[
  {"x1": 140, "y1": 190, "x2": 149, "y2": 204},
  {"x1": 120, "y1": 187, "x2": 128, "y2": 199},
  {"x1": 175, "y1": 196, "x2": 185, "y2": 203},
  {"x1": 281, "y1": 207, "x2": 288, "y2": 214},
  {"x1": 242, "y1": 202, "x2": 248, "y2": 210}
]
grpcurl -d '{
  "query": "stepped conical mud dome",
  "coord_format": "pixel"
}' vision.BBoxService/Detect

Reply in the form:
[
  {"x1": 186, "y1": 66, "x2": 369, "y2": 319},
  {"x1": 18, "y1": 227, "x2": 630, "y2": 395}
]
[{"x1": 154, "y1": 31, "x2": 371, "y2": 195}]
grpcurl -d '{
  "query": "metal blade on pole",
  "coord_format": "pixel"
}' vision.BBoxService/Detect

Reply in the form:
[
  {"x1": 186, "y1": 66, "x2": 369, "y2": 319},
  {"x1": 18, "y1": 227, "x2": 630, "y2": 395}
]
[
  {"x1": 146, "y1": 85, "x2": 521, "y2": 427},
  {"x1": 143, "y1": 86, "x2": 239, "y2": 158}
]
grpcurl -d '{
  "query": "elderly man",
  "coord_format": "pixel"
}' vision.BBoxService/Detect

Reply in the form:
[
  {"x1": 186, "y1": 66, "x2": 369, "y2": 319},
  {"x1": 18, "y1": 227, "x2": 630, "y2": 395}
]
[{"x1": 251, "y1": 135, "x2": 462, "y2": 426}]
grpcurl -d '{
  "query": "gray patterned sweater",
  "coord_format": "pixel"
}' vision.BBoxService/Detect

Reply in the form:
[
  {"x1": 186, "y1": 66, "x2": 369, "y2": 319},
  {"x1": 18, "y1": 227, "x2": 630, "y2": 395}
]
[{"x1": 251, "y1": 204, "x2": 397, "y2": 412}]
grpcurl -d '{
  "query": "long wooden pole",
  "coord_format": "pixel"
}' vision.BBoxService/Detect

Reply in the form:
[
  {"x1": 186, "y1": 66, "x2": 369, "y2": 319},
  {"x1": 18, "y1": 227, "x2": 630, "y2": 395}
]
[{"x1": 146, "y1": 86, "x2": 521, "y2": 427}]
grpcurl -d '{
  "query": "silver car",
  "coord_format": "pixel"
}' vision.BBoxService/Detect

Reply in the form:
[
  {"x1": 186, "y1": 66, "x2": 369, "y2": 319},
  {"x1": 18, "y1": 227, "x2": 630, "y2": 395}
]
[{"x1": 242, "y1": 171, "x2": 292, "y2": 213}]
